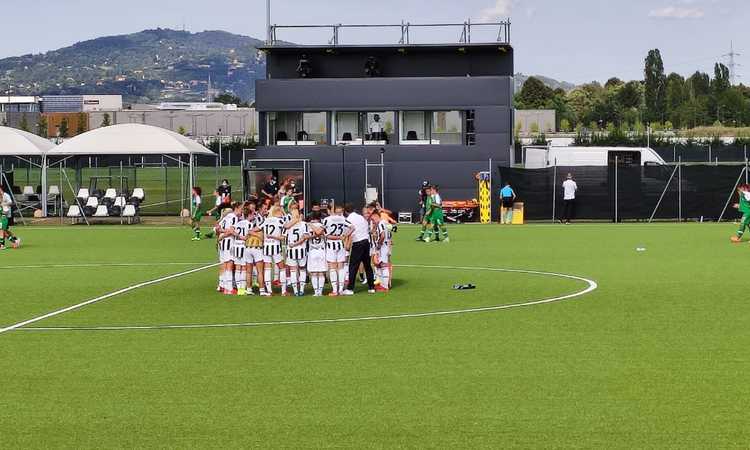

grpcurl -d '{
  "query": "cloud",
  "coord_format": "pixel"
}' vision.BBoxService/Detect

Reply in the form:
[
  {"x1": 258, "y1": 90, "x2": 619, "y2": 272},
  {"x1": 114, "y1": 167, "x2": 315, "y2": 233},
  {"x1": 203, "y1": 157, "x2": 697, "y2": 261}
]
[
  {"x1": 648, "y1": 6, "x2": 705, "y2": 19},
  {"x1": 477, "y1": 0, "x2": 515, "y2": 22}
]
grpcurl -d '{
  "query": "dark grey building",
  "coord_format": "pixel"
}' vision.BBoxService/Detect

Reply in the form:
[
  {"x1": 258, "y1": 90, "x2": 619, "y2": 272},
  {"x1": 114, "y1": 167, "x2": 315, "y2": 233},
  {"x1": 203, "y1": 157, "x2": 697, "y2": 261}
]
[{"x1": 246, "y1": 24, "x2": 514, "y2": 219}]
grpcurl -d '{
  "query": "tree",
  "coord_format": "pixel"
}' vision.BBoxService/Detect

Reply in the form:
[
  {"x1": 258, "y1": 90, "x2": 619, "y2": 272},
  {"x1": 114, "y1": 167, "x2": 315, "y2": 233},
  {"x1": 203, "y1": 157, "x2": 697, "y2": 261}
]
[
  {"x1": 713, "y1": 63, "x2": 731, "y2": 94},
  {"x1": 214, "y1": 93, "x2": 249, "y2": 107},
  {"x1": 59, "y1": 118, "x2": 69, "y2": 138},
  {"x1": 177, "y1": 126, "x2": 187, "y2": 135},
  {"x1": 605, "y1": 77, "x2": 624, "y2": 90},
  {"x1": 37, "y1": 116, "x2": 48, "y2": 138},
  {"x1": 644, "y1": 49, "x2": 667, "y2": 123},
  {"x1": 560, "y1": 118, "x2": 571, "y2": 132},
  {"x1": 516, "y1": 76, "x2": 555, "y2": 109},
  {"x1": 76, "y1": 113, "x2": 88, "y2": 135},
  {"x1": 666, "y1": 73, "x2": 686, "y2": 127},
  {"x1": 101, "y1": 113, "x2": 111, "y2": 128},
  {"x1": 19, "y1": 113, "x2": 29, "y2": 132},
  {"x1": 687, "y1": 71, "x2": 711, "y2": 98}
]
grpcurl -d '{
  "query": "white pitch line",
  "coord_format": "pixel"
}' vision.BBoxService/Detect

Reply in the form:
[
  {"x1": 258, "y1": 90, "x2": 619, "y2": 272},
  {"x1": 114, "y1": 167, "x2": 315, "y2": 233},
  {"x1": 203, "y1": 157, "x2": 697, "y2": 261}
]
[
  {"x1": 0, "y1": 263, "x2": 219, "y2": 335},
  {"x1": 0, "y1": 262, "x2": 216, "y2": 270},
  {"x1": 15, "y1": 265, "x2": 598, "y2": 333}
]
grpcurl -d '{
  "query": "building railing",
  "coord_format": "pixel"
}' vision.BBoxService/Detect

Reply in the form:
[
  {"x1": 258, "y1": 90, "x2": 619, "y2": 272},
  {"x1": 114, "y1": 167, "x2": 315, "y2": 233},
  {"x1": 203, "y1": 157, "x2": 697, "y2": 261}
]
[{"x1": 268, "y1": 20, "x2": 511, "y2": 46}]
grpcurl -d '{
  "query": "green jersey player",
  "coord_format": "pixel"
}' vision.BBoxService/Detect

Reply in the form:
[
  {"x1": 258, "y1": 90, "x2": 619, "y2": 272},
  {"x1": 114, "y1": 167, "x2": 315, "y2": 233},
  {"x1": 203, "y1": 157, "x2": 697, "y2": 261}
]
[
  {"x1": 0, "y1": 185, "x2": 20, "y2": 250},
  {"x1": 731, "y1": 184, "x2": 750, "y2": 243},
  {"x1": 428, "y1": 185, "x2": 449, "y2": 243},
  {"x1": 416, "y1": 191, "x2": 434, "y2": 241},
  {"x1": 190, "y1": 187, "x2": 204, "y2": 241}
]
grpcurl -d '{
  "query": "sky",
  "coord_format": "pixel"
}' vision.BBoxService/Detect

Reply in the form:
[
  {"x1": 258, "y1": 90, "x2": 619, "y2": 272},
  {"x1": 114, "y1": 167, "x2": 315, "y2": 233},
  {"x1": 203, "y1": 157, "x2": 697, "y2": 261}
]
[{"x1": 0, "y1": 0, "x2": 747, "y2": 85}]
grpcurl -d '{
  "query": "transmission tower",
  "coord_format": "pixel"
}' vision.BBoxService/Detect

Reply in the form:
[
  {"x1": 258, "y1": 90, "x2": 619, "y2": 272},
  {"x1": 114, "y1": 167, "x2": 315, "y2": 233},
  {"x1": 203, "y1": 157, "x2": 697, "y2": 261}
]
[{"x1": 723, "y1": 41, "x2": 741, "y2": 85}]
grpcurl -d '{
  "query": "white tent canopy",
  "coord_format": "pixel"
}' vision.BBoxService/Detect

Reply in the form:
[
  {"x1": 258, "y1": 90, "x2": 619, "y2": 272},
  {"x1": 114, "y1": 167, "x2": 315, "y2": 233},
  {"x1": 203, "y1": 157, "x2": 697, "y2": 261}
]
[
  {"x1": 47, "y1": 123, "x2": 215, "y2": 156},
  {"x1": 0, "y1": 126, "x2": 56, "y2": 156}
]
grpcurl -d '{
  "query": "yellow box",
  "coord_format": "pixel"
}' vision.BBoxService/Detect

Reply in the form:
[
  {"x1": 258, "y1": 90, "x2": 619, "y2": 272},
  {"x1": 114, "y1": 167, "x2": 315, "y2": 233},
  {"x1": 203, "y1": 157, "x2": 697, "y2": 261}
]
[{"x1": 512, "y1": 202, "x2": 524, "y2": 225}]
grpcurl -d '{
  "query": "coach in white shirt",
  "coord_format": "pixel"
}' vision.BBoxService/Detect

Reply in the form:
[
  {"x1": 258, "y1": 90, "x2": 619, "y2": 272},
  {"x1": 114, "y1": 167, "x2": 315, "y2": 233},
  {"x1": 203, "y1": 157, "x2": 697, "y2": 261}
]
[
  {"x1": 343, "y1": 204, "x2": 376, "y2": 295},
  {"x1": 562, "y1": 173, "x2": 578, "y2": 224}
]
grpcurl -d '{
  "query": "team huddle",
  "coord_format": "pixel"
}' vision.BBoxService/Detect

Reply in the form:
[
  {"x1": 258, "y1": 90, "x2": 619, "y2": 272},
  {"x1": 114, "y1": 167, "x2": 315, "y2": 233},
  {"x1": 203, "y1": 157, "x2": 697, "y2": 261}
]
[{"x1": 199, "y1": 190, "x2": 396, "y2": 297}]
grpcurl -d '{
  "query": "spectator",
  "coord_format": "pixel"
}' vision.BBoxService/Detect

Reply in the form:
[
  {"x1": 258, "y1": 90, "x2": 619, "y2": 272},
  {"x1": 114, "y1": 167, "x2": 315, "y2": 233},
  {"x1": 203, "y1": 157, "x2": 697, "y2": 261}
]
[
  {"x1": 217, "y1": 179, "x2": 232, "y2": 206},
  {"x1": 343, "y1": 204, "x2": 376, "y2": 295},
  {"x1": 499, "y1": 182, "x2": 516, "y2": 225},
  {"x1": 562, "y1": 173, "x2": 578, "y2": 224},
  {"x1": 261, "y1": 176, "x2": 279, "y2": 202},
  {"x1": 418, "y1": 181, "x2": 430, "y2": 221}
]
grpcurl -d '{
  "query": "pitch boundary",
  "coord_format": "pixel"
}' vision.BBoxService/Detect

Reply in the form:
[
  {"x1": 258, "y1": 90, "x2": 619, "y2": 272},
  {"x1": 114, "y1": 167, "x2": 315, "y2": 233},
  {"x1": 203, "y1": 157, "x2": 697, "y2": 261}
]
[{"x1": 10, "y1": 265, "x2": 598, "y2": 333}]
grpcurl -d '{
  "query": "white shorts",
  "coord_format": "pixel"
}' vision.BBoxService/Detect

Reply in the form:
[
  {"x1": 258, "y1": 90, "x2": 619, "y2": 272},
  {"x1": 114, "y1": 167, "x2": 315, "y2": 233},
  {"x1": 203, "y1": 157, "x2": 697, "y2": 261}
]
[
  {"x1": 263, "y1": 253, "x2": 283, "y2": 265},
  {"x1": 377, "y1": 245, "x2": 392, "y2": 265},
  {"x1": 244, "y1": 248, "x2": 264, "y2": 265},
  {"x1": 326, "y1": 248, "x2": 348, "y2": 264},
  {"x1": 286, "y1": 256, "x2": 308, "y2": 268},
  {"x1": 307, "y1": 249, "x2": 327, "y2": 272},
  {"x1": 219, "y1": 250, "x2": 233, "y2": 264},
  {"x1": 232, "y1": 246, "x2": 246, "y2": 265}
]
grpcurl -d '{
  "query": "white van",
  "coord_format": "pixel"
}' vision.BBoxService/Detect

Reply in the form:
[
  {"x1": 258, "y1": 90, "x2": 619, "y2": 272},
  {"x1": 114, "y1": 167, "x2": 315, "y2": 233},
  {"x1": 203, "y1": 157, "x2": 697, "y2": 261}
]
[{"x1": 523, "y1": 146, "x2": 667, "y2": 169}]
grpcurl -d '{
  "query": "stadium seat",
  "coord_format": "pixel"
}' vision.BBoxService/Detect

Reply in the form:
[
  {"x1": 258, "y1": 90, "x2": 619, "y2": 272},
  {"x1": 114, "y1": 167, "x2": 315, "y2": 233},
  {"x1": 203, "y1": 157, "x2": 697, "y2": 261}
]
[
  {"x1": 130, "y1": 188, "x2": 145, "y2": 206},
  {"x1": 94, "y1": 205, "x2": 109, "y2": 217},
  {"x1": 22, "y1": 186, "x2": 34, "y2": 196},
  {"x1": 406, "y1": 130, "x2": 418, "y2": 140},
  {"x1": 48, "y1": 185, "x2": 60, "y2": 196},
  {"x1": 92, "y1": 189, "x2": 105, "y2": 199},
  {"x1": 122, "y1": 204, "x2": 137, "y2": 217},
  {"x1": 114, "y1": 196, "x2": 126, "y2": 208},
  {"x1": 102, "y1": 188, "x2": 117, "y2": 207},
  {"x1": 342, "y1": 132, "x2": 353, "y2": 141},
  {"x1": 83, "y1": 197, "x2": 99, "y2": 216},
  {"x1": 66, "y1": 205, "x2": 81, "y2": 217},
  {"x1": 76, "y1": 188, "x2": 90, "y2": 206}
]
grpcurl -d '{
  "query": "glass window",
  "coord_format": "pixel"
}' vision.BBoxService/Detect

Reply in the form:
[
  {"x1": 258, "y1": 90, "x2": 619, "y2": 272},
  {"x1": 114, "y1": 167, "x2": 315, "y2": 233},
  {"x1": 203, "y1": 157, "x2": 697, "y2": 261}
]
[
  {"x1": 431, "y1": 111, "x2": 463, "y2": 145},
  {"x1": 400, "y1": 111, "x2": 428, "y2": 142},
  {"x1": 268, "y1": 112, "x2": 328, "y2": 145},
  {"x1": 335, "y1": 112, "x2": 361, "y2": 145},
  {"x1": 364, "y1": 112, "x2": 395, "y2": 145}
]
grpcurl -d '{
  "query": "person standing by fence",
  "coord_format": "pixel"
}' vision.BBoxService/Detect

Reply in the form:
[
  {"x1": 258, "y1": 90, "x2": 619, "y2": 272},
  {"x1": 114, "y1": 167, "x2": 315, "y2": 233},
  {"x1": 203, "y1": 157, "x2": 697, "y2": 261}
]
[
  {"x1": 499, "y1": 182, "x2": 516, "y2": 224},
  {"x1": 562, "y1": 173, "x2": 578, "y2": 224}
]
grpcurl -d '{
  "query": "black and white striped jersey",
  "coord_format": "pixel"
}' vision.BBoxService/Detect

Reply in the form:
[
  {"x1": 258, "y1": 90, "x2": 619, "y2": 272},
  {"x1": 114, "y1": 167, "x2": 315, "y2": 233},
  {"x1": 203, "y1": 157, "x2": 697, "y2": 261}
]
[
  {"x1": 218, "y1": 212, "x2": 238, "y2": 252},
  {"x1": 284, "y1": 221, "x2": 310, "y2": 260},
  {"x1": 376, "y1": 220, "x2": 392, "y2": 247},
  {"x1": 322, "y1": 215, "x2": 351, "y2": 251},
  {"x1": 262, "y1": 216, "x2": 285, "y2": 256},
  {"x1": 233, "y1": 218, "x2": 250, "y2": 247}
]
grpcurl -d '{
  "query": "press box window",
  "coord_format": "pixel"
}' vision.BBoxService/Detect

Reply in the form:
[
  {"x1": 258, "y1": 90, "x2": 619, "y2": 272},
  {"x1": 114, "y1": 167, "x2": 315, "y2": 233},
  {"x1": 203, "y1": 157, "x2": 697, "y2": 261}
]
[{"x1": 269, "y1": 112, "x2": 328, "y2": 146}]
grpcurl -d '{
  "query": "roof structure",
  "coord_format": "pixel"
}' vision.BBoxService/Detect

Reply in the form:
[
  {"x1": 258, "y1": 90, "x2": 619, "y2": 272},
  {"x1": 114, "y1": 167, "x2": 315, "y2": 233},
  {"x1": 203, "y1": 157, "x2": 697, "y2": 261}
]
[
  {"x1": 48, "y1": 124, "x2": 215, "y2": 156},
  {"x1": 0, "y1": 126, "x2": 56, "y2": 156}
]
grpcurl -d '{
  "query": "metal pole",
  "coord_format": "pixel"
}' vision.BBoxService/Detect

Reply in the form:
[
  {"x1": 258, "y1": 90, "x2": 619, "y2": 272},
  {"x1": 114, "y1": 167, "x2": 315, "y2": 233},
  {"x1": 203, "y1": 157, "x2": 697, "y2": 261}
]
[
  {"x1": 488, "y1": 157, "x2": 493, "y2": 221},
  {"x1": 41, "y1": 155, "x2": 48, "y2": 217},
  {"x1": 380, "y1": 150, "x2": 385, "y2": 208},
  {"x1": 648, "y1": 164, "x2": 679, "y2": 223},
  {"x1": 266, "y1": 0, "x2": 272, "y2": 44},
  {"x1": 678, "y1": 158, "x2": 682, "y2": 222},
  {"x1": 709, "y1": 144, "x2": 712, "y2": 163},
  {"x1": 718, "y1": 165, "x2": 746, "y2": 222},
  {"x1": 552, "y1": 158, "x2": 557, "y2": 223},
  {"x1": 614, "y1": 156, "x2": 618, "y2": 223},
  {"x1": 364, "y1": 158, "x2": 368, "y2": 204},
  {"x1": 673, "y1": 144, "x2": 676, "y2": 162}
]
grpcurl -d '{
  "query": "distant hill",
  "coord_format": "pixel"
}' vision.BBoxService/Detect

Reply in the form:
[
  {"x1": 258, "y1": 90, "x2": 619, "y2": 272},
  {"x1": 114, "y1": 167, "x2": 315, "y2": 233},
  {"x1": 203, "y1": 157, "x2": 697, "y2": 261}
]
[
  {"x1": 0, "y1": 29, "x2": 267, "y2": 103},
  {"x1": 514, "y1": 73, "x2": 576, "y2": 93}
]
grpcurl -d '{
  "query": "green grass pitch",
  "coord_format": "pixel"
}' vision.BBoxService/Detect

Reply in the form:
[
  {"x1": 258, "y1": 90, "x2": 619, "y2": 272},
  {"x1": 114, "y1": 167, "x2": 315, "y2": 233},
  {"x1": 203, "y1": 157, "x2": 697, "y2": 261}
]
[{"x1": 1, "y1": 223, "x2": 749, "y2": 448}]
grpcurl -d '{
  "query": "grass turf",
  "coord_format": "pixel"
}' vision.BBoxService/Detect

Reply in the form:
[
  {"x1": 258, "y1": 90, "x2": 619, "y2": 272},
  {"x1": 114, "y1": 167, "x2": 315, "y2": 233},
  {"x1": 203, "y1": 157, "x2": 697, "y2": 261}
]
[{"x1": 1, "y1": 223, "x2": 749, "y2": 448}]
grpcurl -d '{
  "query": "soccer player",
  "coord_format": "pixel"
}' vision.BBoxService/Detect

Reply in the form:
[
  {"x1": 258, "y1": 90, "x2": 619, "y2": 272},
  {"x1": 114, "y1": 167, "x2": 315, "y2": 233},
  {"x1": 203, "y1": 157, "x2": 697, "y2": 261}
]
[
  {"x1": 259, "y1": 206, "x2": 287, "y2": 296},
  {"x1": 231, "y1": 203, "x2": 251, "y2": 296},
  {"x1": 322, "y1": 205, "x2": 354, "y2": 296},
  {"x1": 207, "y1": 190, "x2": 223, "y2": 220},
  {"x1": 732, "y1": 184, "x2": 750, "y2": 243},
  {"x1": 216, "y1": 204, "x2": 239, "y2": 295},
  {"x1": 284, "y1": 208, "x2": 310, "y2": 297},
  {"x1": 190, "y1": 187, "x2": 204, "y2": 241},
  {"x1": 307, "y1": 213, "x2": 328, "y2": 297},
  {"x1": 0, "y1": 185, "x2": 19, "y2": 250},
  {"x1": 244, "y1": 202, "x2": 266, "y2": 296},
  {"x1": 429, "y1": 185, "x2": 449, "y2": 243},
  {"x1": 371, "y1": 210, "x2": 393, "y2": 291},
  {"x1": 416, "y1": 186, "x2": 434, "y2": 242}
]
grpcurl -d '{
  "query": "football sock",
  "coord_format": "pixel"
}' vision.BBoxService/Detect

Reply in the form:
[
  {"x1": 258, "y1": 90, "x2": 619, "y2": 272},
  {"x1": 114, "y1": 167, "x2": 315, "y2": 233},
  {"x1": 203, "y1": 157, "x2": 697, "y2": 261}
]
[
  {"x1": 223, "y1": 270, "x2": 233, "y2": 291},
  {"x1": 380, "y1": 266, "x2": 390, "y2": 289},
  {"x1": 299, "y1": 270, "x2": 307, "y2": 293},
  {"x1": 311, "y1": 274, "x2": 320, "y2": 293},
  {"x1": 290, "y1": 271, "x2": 299, "y2": 294},
  {"x1": 338, "y1": 268, "x2": 348, "y2": 292},
  {"x1": 329, "y1": 269, "x2": 338, "y2": 293},
  {"x1": 318, "y1": 274, "x2": 326, "y2": 294},
  {"x1": 193, "y1": 227, "x2": 201, "y2": 238},
  {"x1": 279, "y1": 269, "x2": 287, "y2": 294},
  {"x1": 264, "y1": 267, "x2": 272, "y2": 293},
  {"x1": 236, "y1": 269, "x2": 246, "y2": 291}
]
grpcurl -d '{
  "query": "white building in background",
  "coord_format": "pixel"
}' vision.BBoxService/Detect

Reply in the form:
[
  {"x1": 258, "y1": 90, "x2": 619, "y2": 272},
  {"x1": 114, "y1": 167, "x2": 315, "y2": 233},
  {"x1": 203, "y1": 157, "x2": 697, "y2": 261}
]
[
  {"x1": 515, "y1": 109, "x2": 556, "y2": 134},
  {"x1": 155, "y1": 102, "x2": 240, "y2": 111}
]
